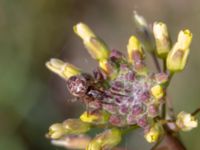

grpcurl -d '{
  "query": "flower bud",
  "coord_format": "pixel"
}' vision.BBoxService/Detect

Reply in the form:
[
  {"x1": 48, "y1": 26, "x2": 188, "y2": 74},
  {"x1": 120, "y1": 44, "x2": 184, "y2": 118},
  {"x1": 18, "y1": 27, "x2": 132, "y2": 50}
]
[
  {"x1": 166, "y1": 29, "x2": 192, "y2": 72},
  {"x1": 153, "y1": 22, "x2": 171, "y2": 58},
  {"x1": 74, "y1": 23, "x2": 110, "y2": 61},
  {"x1": 99, "y1": 59, "x2": 118, "y2": 79},
  {"x1": 177, "y1": 29, "x2": 192, "y2": 49},
  {"x1": 46, "y1": 58, "x2": 81, "y2": 79},
  {"x1": 127, "y1": 36, "x2": 143, "y2": 63},
  {"x1": 133, "y1": 11, "x2": 155, "y2": 52},
  {"x1": 133, "y1": 11, "x2": 148, "y2": 32},
  {"x1": 153, "y1": 73, "x2": 168, "y2": 84},
  {"x1": 86, "y1": 128, "x2": 121, "y2": 150},
  {"x1": 176, "y1": 111, "x2": 198, "y2": 131},
  {"x1": 99, "y1": 59, "x2": 112, "y2": 74},
  {"x1": 62, "y1": 119, "x2": 90, "y2": 134},
  {"x1": 144, "y1": 123, "x2": 163, "y2": 143},
  {"x1": 47, "y1": 123, "x2": 67, "y2": 139},
  {"x1": 80, "y1": 111, "x2": 110, "y2": 125},
  {"x1": 151, "y1": 85, "x2": 164, "y2": 100},
  {"x1": 73, "y1": 22, "x2": 96, "y2": 41},
  {"x1": 127, "y1": 36, "x2": 147, "y2": 75}
]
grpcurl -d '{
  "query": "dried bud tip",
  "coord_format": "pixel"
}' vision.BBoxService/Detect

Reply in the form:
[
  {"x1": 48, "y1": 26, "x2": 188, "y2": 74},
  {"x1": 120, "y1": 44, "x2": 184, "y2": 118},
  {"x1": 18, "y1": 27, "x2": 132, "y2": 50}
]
[{"x1": 133, "y1": 11, "x2": 148, "y2": 30}]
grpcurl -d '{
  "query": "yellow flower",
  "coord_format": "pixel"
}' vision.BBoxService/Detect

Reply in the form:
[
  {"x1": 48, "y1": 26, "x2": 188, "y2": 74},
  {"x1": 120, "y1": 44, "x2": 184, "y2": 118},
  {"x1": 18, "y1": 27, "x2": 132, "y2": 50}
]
[
  {"x1": 80, "y1": 111, "x2": 109, "y2": 125},
  {"x1": 46, "y1": 58, "x2": 81, "y2": 79},
  {"x1": 127, "y1": 36, "x2": 143, "y2": 64},
  {"x1": 62, "y1": 119, "x2": 90, "y2": 134},
  {"x1": 176, "y1": 111, "x2": 198, "y2": 131},
  {"x1": 151, "y1": 85, "x2": 164, "y2": 100},
  {"x1": 166, "y1": 29, "x2": 192, "y2": 72},
  {"x1": 153, "y1": 22, "x2": 170, "y2": 58},
  {"x1": 144, "y1": 124, "x2": 162, "y2": 143},
  {"x1": 47, "y1": 123, "x2": 66, "y2": 139},
  {"x1": 73, "y1": 22, "x2": 96, "y2": 41},
  {"x1": 74, "y1": 23, "x2": 110, "y2": 61},
  {"x1": 86, "y1": 128, "x2": 121, "y2": 150}
]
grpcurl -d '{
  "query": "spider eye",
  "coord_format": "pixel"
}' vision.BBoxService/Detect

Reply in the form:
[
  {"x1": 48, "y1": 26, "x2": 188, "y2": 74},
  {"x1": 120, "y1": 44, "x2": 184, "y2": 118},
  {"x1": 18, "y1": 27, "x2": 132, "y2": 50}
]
[{"x1": 67, "y1": 75, "x2": 88, "y2": 97}]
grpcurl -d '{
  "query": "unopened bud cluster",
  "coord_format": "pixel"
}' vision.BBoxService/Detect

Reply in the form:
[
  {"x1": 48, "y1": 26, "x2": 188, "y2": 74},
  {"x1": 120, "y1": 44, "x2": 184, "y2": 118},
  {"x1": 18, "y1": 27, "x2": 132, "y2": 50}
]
[{"x1": 46, "y1": 13, "x2": 198, "y2": 150}]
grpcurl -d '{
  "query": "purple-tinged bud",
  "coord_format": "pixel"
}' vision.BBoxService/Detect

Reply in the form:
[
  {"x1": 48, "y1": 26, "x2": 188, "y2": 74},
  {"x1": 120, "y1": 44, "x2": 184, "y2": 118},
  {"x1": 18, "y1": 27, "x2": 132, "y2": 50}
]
[
  {"x1": 125, "y1": 71, "x2": 135, "y2": 81},
  {"x1": 153, "y1": 73, "x2": 168, "y2": 84},
  {"x1": 132, "y1": 105, "x2": 144, "y2": 116},
  {"x1": 137, "y1": 115, "x2": 148, "y2": 128},
  {"x1": 88, "y1": 101, "x2": 102, "y2": 110},
  {"x1": 112, "y1": 81, "x2": 124, "y2": 90},
  {"x1": 124, "y1": 86, "x2": 132, "y2": 94},
  {"x1": 140, "y1": 91, "x2": 150, "y2": 103},
  {"x1": 148, "y1": 104, "x2": 159, "y2": 117},
  {"x1": 114, "y1": 97, "x2": 122, "y2": 104},
  {"x1": 127, "y1": 113, "x2": 137, "y2": 125},
  {"x1": 119, "y1": 105, "x2": 129, "y2": 115},
  {"x1": 93, "y1": 68, "x2": 107, "y2": 81},
  {"x1": 109, "y1": 115, "x2": 125, "y2": 127},
  {"x1": 110, "y1": 49, "x2": 123, "y2": 61},
  {"x1": 103, "y1": 104, "x2": 117, "y2": 114},
  {"x1": 119, "y1": 63, "x2": 129, "y2": 71}
]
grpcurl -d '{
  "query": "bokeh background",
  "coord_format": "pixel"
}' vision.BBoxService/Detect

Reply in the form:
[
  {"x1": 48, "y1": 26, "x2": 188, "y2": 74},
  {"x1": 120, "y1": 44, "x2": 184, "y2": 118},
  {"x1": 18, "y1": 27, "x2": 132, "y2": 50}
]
[{"x1": 0, "y1": 0, "x2": 200, "y2": 150}]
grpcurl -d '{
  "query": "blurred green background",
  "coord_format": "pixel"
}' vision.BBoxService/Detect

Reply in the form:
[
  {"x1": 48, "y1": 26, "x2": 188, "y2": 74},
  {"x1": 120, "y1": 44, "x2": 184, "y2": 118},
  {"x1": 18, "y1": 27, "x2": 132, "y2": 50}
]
[{"x1": 0, "y1": 0, "x2": 200, "y2": 150}]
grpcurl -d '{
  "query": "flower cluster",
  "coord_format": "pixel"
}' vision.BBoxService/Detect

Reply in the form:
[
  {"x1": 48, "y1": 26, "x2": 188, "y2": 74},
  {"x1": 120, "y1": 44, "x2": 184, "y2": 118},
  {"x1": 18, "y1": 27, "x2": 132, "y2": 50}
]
[{"x1": 46, "y1": 12, "x2": 198, "y2": 149}]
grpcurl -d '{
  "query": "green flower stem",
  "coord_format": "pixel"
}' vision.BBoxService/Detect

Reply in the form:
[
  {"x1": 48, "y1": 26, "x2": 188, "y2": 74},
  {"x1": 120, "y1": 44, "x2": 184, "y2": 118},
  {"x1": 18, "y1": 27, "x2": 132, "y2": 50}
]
[
  {"x1": 151, "y1": 52, "x2": 161, "y2": 72},
  {"x1": 192, "y1": 107, "x2": 200, "y2": 116},
  {"x1": 161, "y1": 103, "x2": 166, "y2": 119},
  {"x1": 163, "y1": 72, "x2": 175, "y2": 120},
  {"x1": 163, "y1": 59, "x2": 167, "y2": 73}
]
